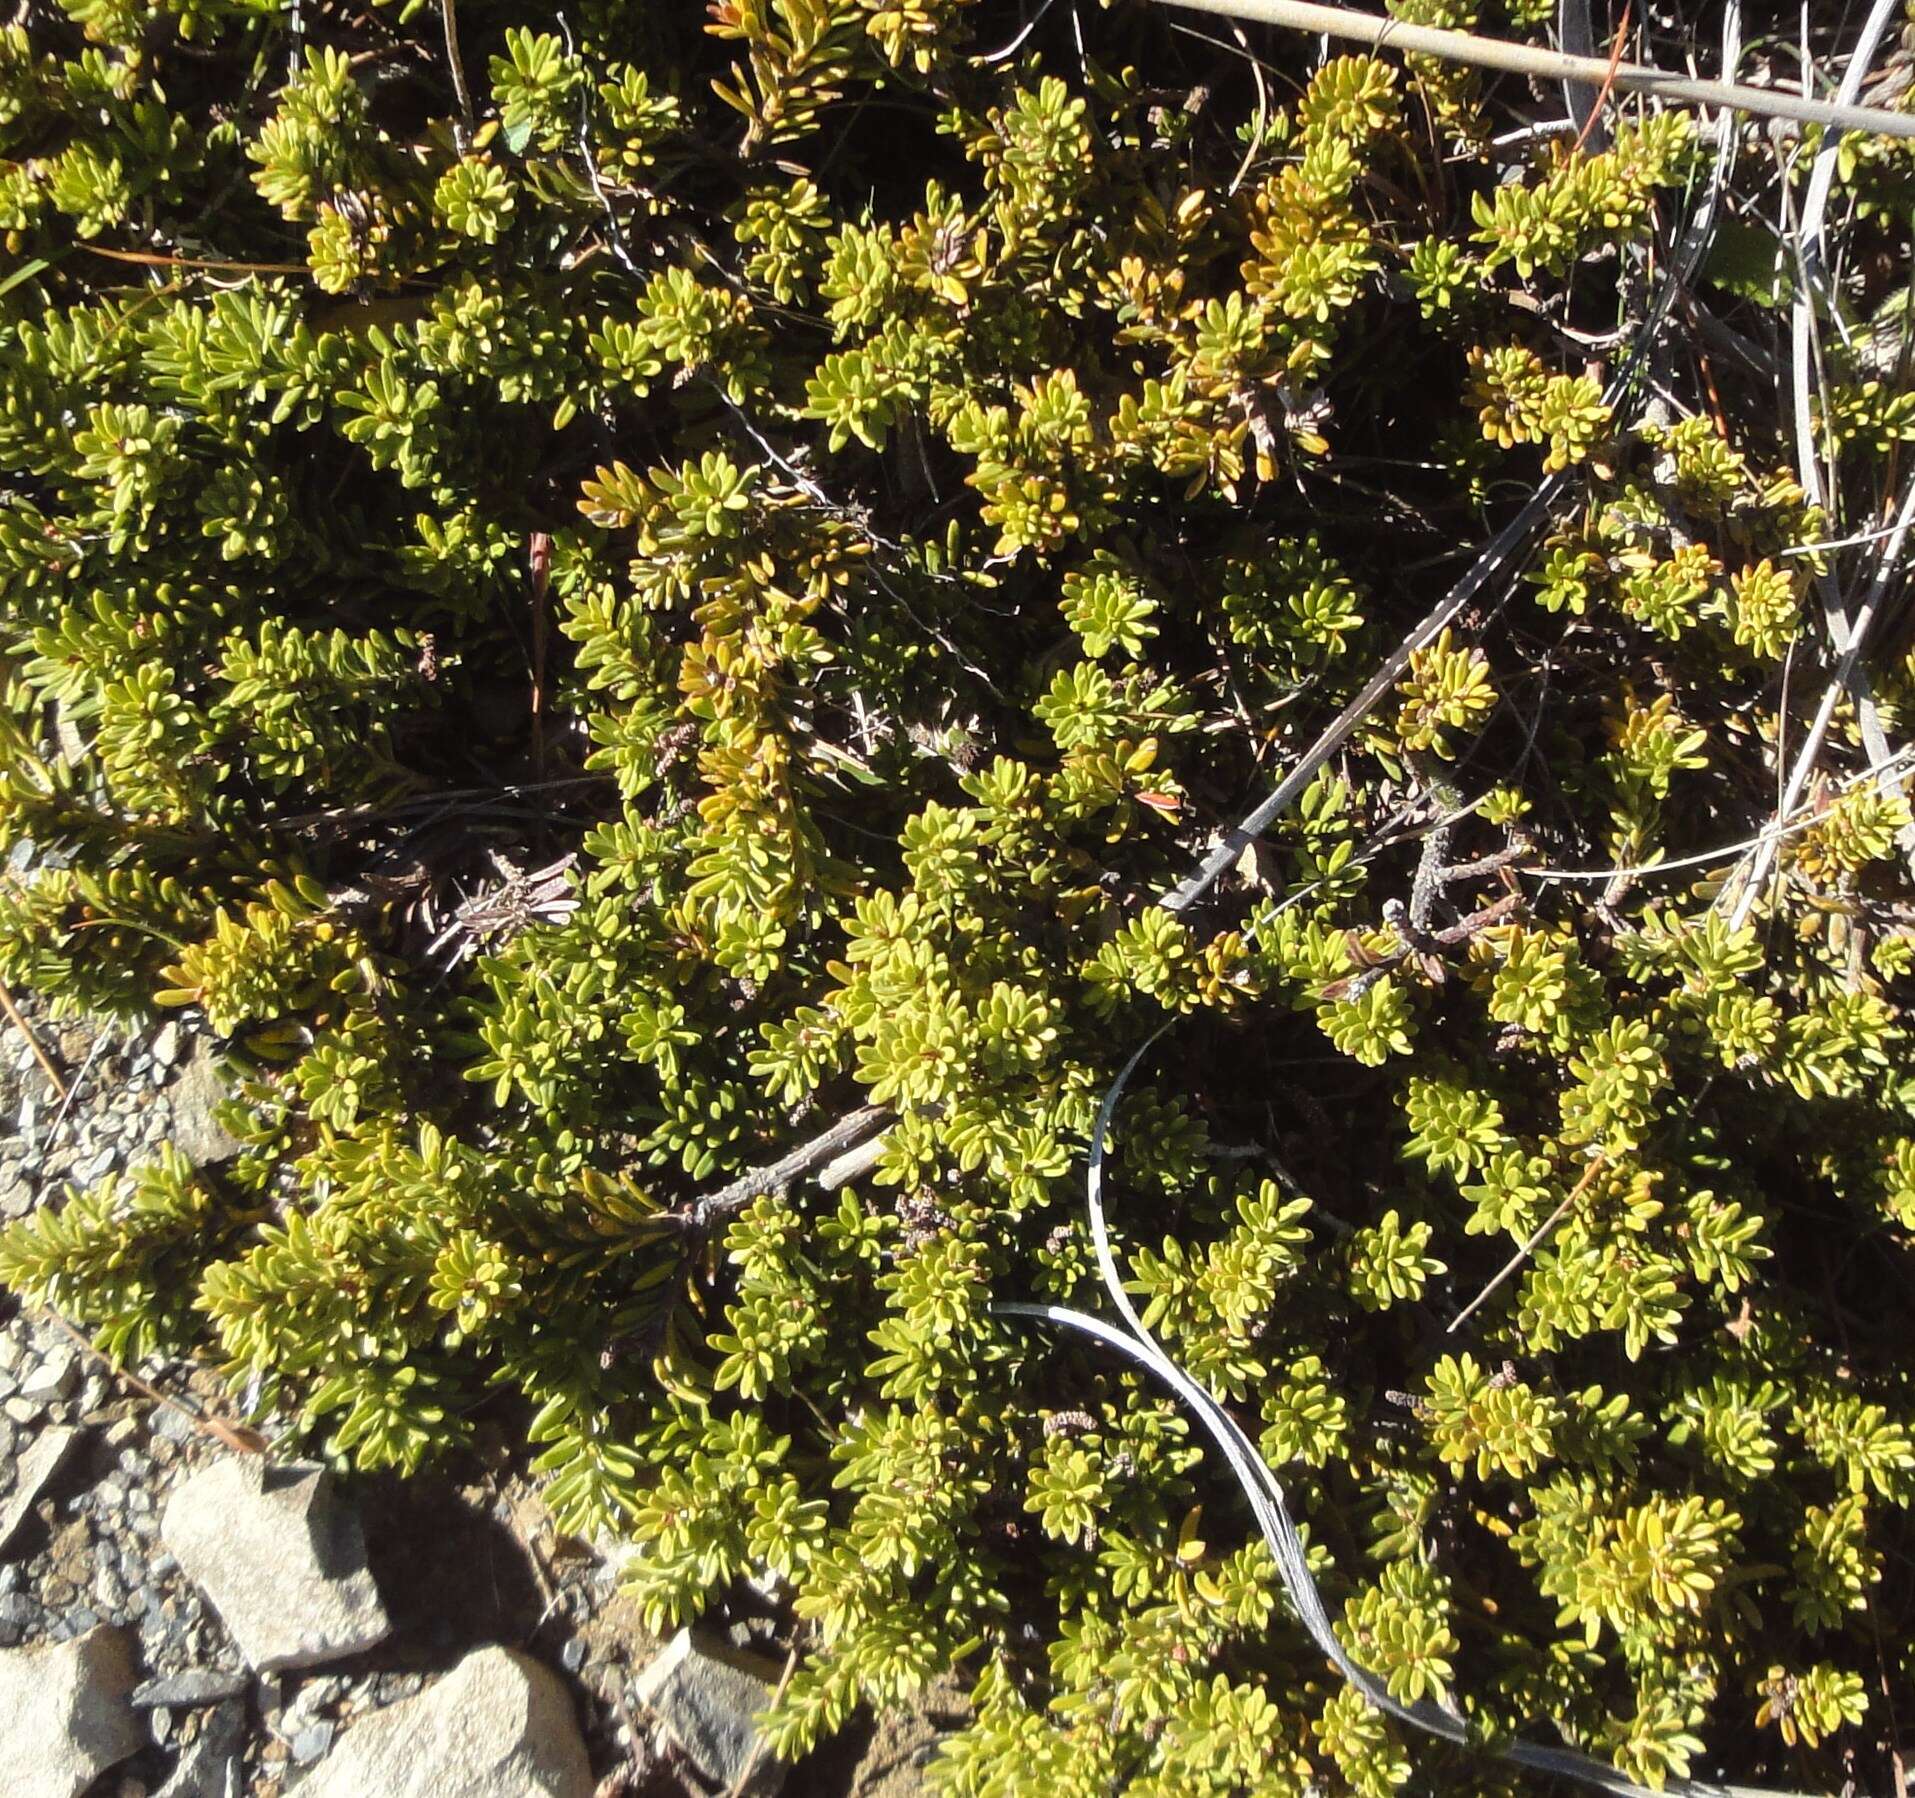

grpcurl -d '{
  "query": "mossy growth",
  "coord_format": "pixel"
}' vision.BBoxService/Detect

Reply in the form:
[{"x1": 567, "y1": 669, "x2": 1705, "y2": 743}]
[{"x1": 2, "y1": 0, "x2": 1914, "y2": 1790}]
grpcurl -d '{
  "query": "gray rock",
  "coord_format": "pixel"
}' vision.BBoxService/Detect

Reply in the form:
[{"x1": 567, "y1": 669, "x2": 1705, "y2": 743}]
[
  {"x1": 164, "y1": 1044, "x2": 241, "y2": 1167},
  {"x1": 132, "y1": 1668, "x2": 250, "y2": 1708},
  {"x1": 151, "y1": 1022, "x2": 182, "y2": 1069},
  {"x1": 154, "y1": 1700, "x2": 244, "y2": 1798},
  {"x1": 0, "y1": 1623, "x2": 144, "y2": 1798},
  {"x1": 300, "y1": 1674, "x2": 344, "y2": 1708},
  {"x1": 633, "y1": 1629, "x2": 786, "y2": 1796},
  {"x1": 4, "y1": 1394, "x2": 42, "y2": 1425},
  {"x1": 295, "y1": 1646, "x2": 592, "y2": 1798},
  {"x1": 19, "y1": 1344, "x2": 78, "y2": 1403},
  {"x1": 291, "y1": 1720, "x2": 336, "y2": 1763},
  {"x1": 159, "y1": 1458, "x2": 389, "y2": 1673},
  {"x1": 0, "y1": 1423, "x2": 78, "y2": 1554}
]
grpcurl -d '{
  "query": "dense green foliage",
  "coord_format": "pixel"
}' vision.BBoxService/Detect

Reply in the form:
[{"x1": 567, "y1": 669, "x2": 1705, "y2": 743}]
[{"x1": 3, "y1": 0, "x2": 1914, "y2": 1789}]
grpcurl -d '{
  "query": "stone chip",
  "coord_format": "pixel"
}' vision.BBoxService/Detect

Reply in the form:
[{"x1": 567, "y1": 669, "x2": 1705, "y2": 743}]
[
  {"x1": 0, "y1": 1623, "x2": 145, "y2": 1798},
  {"x1": 633, "y1": 1628, "x2": 786, "y2": 1796},
  {"x1": 154, "y1": 1700, "x2": 245, "y2": 1798},
  {"x1": 295, "y1": 1645, "x2": 593, "y2": 1798},
  {"x1": 159, "y1": 1457, "x2": 390, "y2": 1673},
  {"x1": 0, "y1": 1423, "x2": 78, "y2": 1555}
]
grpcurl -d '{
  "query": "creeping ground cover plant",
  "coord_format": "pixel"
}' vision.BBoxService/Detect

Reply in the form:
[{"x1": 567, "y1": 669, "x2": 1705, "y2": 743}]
[{"x1": 3, "y1": 0, "x2": 1915, "y2": 1789}]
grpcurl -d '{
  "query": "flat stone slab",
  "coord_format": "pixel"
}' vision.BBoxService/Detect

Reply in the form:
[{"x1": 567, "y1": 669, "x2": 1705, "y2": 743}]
[
  {"x1": 160, "y1": 1457, "x2": 390, "y2": 1672},
  {"x1": 0, "y1": 1423, "x2": 78, "y2": 1555},
  {"x1": 296, "y1": 1645, "x2": 593, "y2": 1798},
  {"x1": 0, "y1": 1623, "x2": 144, "y2": 1798},
  {"x1": 634, "y1": 1628, "x2": 786, "y2": 1795},
  {"x1": 133, "y1": 1667, "x2": 250, "y2": 1708}
]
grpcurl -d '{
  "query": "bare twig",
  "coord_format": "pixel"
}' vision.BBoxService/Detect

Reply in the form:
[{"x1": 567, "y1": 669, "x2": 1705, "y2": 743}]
[
  {"x1": 441, "y1": 0, "x2": 475, "y2": 152},
  {"x1": 1228, "y1": 23, "x2": 1269, "y2": 196},
  {"x1": 1447, "y1": 1152, "x2": 1607, "y2": 1335},
  {"x1": 688, "y1": 1107, "x2": 893, "y2": 1233},
  {"x1": 1789, "y1": 0, "x2": 1904, "y2": 540},
  {"x1": 0, "y1": 978, "x2": 67, "y2": 1102},
  {"x1": 81, "y1": 245, "x2": 312, "y2": 276},
  {"x1": 1160, "y1": 471, "x2": 1572, "y2": 915},
  {"x1": 559, "y1": 11, "x2": 644, "y2": 279},
  {"x1": 1528, "y1": 747, "x2": 1915, "y2": 886},
  {"x1": 1152, "y1": 0, "x2": 1915, "y2": 139},
  {"x1": 529, "y1": 532, "x2": 553, "y2": 787},
  {"x1": 36, "y1": 1309, "x2": 270, "y2": 1455},
  {"x1": 1726, "y1": 480, "x2": 1915, "y2": 926},
  {"x1": 722, "y1": 1641, "x2": 801, "y2": 1798},
  {"x1": 976, "y1": 0, "x2": 1061, "y2": 63},
  {"x1": 1567, "y1": 1, "x2": 1632, "y2": 158}
]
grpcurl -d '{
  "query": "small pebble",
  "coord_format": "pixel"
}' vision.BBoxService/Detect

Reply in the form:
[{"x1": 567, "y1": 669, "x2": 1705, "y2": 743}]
[
  {"x1": 17, "y1": 1344, "x2": 76, "y2": 1403},
  {"x1": 291, "y1": 1722, "x2": 335, "y2": 1765},
  {"x1": 560, "y1": 1636, "x2": 587, "y2": 1673}
]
